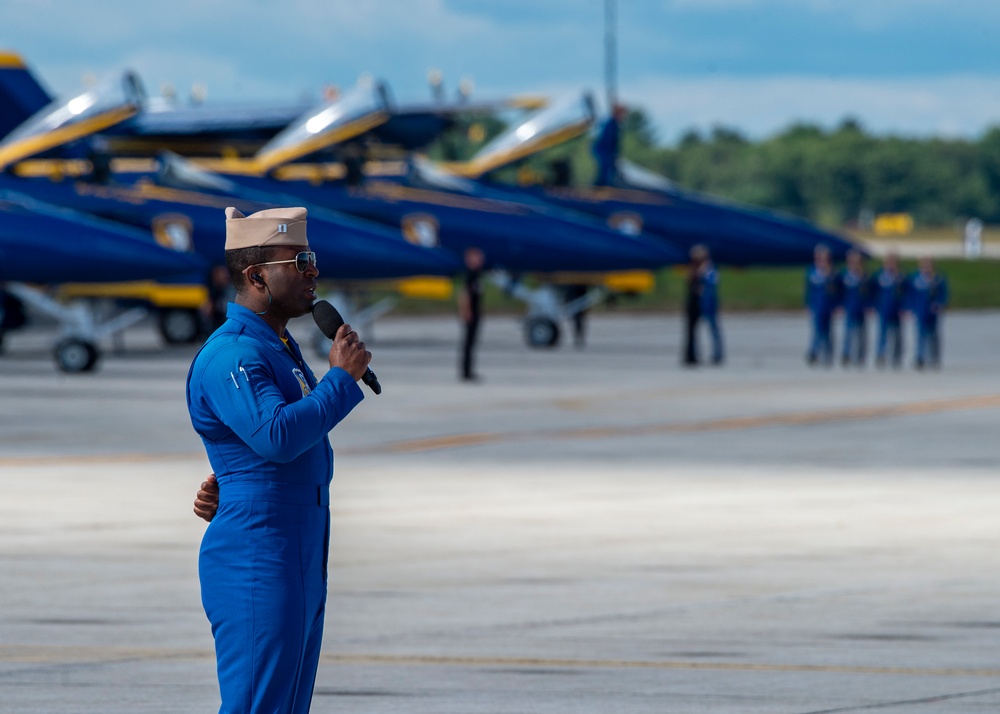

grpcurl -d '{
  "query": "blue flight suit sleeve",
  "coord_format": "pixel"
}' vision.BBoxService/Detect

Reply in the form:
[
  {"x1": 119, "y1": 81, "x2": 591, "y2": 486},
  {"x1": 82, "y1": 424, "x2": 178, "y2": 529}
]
[
  {"x1": 699, "y1": 267, "x2": 719, "y2": 315},
  {"x1": 195, "y1": 343, "x2": 363, "y2": 464},
  {"x1": 866, "y1": 274, "x2": 878, "y2": 311},
  {"x1": 936, "y1": 277, "x2": 949, "y2": 309},
  {"x1": 592, "y1": 117, "x2": 619, "y2": 159}
]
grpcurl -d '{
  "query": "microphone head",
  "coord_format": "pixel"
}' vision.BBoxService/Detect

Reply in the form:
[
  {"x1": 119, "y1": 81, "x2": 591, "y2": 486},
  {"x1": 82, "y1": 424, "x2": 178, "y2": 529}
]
[{"x1": 312, "y1": 299, "x2": 344, "y2": 339}]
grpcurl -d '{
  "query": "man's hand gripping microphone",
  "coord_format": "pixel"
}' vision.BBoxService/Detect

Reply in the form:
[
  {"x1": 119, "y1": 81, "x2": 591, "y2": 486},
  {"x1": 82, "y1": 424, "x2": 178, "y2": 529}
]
[{"x1": 312, "y1": 300, "x2": 382, "y2": 395}]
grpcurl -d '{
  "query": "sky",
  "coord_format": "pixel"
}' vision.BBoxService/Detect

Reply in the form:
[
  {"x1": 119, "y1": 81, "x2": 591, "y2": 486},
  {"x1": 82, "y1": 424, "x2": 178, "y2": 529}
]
[{"x1": 4, "y1": 0, "x2": 1000, "y2": 144}]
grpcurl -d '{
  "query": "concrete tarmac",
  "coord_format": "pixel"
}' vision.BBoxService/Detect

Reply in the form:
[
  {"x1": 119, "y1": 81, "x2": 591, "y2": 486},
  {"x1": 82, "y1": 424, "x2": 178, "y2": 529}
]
[{"x1": 1, "y1": 310, "x2": 999, "y2": 713}]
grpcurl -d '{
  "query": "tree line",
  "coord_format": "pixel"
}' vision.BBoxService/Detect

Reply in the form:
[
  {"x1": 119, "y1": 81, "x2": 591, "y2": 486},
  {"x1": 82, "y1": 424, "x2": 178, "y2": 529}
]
[{"x1": 621, "y1": 111, "x2": 1000, "y2": 229}]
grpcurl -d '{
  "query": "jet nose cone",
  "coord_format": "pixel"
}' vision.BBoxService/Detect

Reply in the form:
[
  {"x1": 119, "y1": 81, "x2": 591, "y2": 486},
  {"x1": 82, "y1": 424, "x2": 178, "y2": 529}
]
[{"x1": 0, "y1": 201, "x2": 206, "y2": 284}]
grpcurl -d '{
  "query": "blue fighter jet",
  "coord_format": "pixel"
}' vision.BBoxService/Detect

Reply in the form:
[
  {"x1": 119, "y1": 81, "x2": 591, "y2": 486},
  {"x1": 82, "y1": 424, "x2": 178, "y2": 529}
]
[
  {"x1": 0, "y1": 60, "x2": 462, "y2": 349},
  {"x1": 0, "y1": 56, "x2": 676, "y2": 276},
  {"x1": 156, "y1": 85, "x2": 683, "y2": 347},
  {"x1": 0, "y1": 69, "x2": 679, "y2": 347},
  {"x1": 445, "y1": 95, "x2": 860, "y2": 267},
  {"x1": 0, "y1": 190, "x2": 205, "y2": 371}
]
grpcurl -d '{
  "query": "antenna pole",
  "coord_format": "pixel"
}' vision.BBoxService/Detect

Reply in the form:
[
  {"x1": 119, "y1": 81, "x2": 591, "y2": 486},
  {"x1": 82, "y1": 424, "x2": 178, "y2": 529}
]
[{"x1": 604, "y1": 0, "x2": 617, "y2": 111}]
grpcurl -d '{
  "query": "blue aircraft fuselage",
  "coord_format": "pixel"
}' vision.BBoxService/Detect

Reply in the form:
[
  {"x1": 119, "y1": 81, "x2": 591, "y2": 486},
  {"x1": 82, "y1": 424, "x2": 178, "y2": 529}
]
[
  {"x1": 511, "y1": 183, "x2": 857, "y2": 266},
  {"x1": 420, "y1": 174, "x2": 857, "y2": 268},
  {"x1": 219, "y1": 174, "x2": 682, "y2": 274},
  {"x1": 0, "y1": 191, "x2": 204, "y2": 284},
  {"x1": 0, "y1": 171, "x2": 461, "y2": 280}
]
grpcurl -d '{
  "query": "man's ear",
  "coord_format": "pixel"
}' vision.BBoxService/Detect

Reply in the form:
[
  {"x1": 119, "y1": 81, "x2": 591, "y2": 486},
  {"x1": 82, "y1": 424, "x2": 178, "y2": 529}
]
[{"x1": 244, "y1": 267, "x2": 264, "y2": 287}]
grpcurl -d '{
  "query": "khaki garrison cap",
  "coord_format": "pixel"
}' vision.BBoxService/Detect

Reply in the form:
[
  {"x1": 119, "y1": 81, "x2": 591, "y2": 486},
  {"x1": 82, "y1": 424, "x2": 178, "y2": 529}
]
[{"x1": 224, "y1": 206, "x2": 309, "y2": 250}]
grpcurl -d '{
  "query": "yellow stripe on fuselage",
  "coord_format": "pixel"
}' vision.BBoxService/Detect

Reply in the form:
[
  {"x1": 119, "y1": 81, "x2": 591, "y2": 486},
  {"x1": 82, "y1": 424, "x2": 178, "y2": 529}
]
[
  {"x1": 540, "y1": 270, "x2": 655, "y2": 292},
  {"x1": 359, "y1": 180, "x2": 530, "y2": 214},
  {"x1": 394, "y1": 276, "x2": 453, "y2": 300},
  {"x1": 56, "y1": 282, "x2": 207, "y2": 308},
  {"x1": 70, "y1": 179, "x2": 239, "y2": 210},
  {"x1": 544, "y1": 185, "x2": 674, "y2": 206},
  {"x1": 0, "y1": 52, "x2": 26, "y2": 69}
]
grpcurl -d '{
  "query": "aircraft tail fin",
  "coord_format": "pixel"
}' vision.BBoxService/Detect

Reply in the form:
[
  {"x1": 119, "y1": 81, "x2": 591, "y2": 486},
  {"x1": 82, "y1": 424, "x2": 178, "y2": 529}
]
[{"x1": 0, "y1": 52, "x2": 52, "y2": 140}]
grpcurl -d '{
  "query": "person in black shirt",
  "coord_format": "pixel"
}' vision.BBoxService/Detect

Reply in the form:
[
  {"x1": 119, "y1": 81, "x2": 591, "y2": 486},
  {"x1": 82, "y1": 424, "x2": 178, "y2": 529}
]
[
  {"x1": 459, "y1": 247, "x2": 485, "y2": 381},
  {"x1": 682, "y1": 245, "x2": 707, "y2": 366}
]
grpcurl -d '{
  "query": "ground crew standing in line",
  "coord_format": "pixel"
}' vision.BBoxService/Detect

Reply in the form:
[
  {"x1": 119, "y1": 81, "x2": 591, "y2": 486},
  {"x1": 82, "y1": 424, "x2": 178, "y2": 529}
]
[
  {"x1": 187, "y1": 206, "x2": 371, "y2": 713},
  {"x1": 805, "y1": 244, "x2": 838, "y2": 366},
  {"x1": 907, "y1": 256, "x2": 949, "y2": 369},
  {"x1": 459, "y1": 246, "x2": 485, "y2": 381},
  {"x1": 837, "y1": 249, "x2": 871, "y2": 367},
  {"x1": 871, "y1": 251, "x2": 907, "y2": 368}
]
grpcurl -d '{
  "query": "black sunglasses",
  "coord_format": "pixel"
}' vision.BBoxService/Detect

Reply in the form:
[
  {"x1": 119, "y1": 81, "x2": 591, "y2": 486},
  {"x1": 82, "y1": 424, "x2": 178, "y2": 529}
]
[{"x1": 254, "y1": 251, "x2": 317, "y2": 273}]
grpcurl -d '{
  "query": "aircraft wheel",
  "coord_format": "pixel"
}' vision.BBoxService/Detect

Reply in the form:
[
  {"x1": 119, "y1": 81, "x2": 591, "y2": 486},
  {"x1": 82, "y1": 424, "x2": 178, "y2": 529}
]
[
  {"x1": 159, "y1": 308, "x2": 201, "y2": 344},
  {"x1": 524, "y1": 317, "x2": 560, "y2": 349},
  {"x1": 55, "y1": 338, "x2": 100, "y2": 373}
]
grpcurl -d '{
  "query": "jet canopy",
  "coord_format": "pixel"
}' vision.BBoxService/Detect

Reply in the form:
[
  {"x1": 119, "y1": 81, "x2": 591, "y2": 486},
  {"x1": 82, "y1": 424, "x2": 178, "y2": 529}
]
[
  {"x1": 407, "y1": 154, "x2": 478, "y2": 194},
  {"x1": 617, "y1": 159, "x2": 676, "y2": 191},
  {"x1": 458, "y1": 94, "x2": 596, "y2": 178},
  {"x1": 0, "y1": 72, "x2": 145, "y2": 170},
  {"x1": 253, "y1": 82, "x2": 390, "y2": 172},
  {"x1": 156, "y1": 151, "x2": 240, "y2": 194}
]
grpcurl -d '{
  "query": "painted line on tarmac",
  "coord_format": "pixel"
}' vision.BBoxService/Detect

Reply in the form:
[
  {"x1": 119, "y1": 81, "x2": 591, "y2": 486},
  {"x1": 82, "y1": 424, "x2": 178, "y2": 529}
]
[
  {"x1": 4, "y1": 394, "x2": 999, "y2": 465},
  {"x1": 0, "y1": 451, "x2": 204, "y2": 468},
  {"x1": 347, "y1": 393, "x2": 1000, "y2": 454},
  {"x1": 3, "y1": 645, "x2": 1000, "y2": 678},
  {"x1": 0, "y1": 644, "x2": 213, "y2": 664},
  {"x1": 321, "y1": 653, "x2": 1000, "y2": 678},
  {"x1": 800, "y1": 685, "x2": 1000, "y2": 713}
]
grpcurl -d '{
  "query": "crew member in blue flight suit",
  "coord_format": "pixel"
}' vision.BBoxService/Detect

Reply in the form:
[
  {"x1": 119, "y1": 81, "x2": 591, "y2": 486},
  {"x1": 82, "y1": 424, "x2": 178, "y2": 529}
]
[
  {"x1": 906, "y1": 256, "x2": 948, "y2": 369},
  {"x1": 805, "y1": 244, "x2": 838, "y2": 366},
  {"x1": 698, "y1": 248, "x2": 726, "y2": 365},
  {"x1": 837, "y1": 249, "x2": 871, "y2": 367},
  {"x1": 187, "y1": 206, "x2": 371, "y2": 713},
  {"x1": 681, "y1": 245, "x2": 724, "y2": 366},
  {"x1": 871, "y1": 251, "x2": 906, "y2": 368},
  {"x1": 698, "y1": 246, "x2": 724, "y2": 365},
  {"x1": 592, "y1": 103, "x2": 626, "y2": 186}
]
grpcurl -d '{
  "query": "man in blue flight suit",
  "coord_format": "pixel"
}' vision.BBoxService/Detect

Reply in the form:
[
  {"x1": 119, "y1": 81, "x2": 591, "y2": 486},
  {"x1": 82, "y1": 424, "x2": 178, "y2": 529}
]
[
  {"x1": 871, "y1": 251, "x2": 906, "y2": 368},
  {"x1": 682, "y1": 245, "x2": 724, "y2": 366},
  {"x1": 805, "y1": 243, "x2": 838, "y2": 366},
  {"x1": 695, "y1": 245, "x2": 725, "y2": 365},
  {"x1": 906, "y1": 256, "x2": 949, "y2": 369},
  {"x1": 592, "y1": 103, "x2": 626, "y2": 186},
  {"x1": 837, "y1": 249, "x2": 871, "y2": 367},
  {"x1": 187, "y1": 206, "x2": 371, "y2": 713}
]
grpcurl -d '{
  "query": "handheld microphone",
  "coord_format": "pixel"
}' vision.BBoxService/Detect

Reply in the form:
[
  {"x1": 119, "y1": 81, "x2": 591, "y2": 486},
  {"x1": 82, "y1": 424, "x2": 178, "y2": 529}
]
[{"x1": 312, "y1": 300, "x2": 382, "y2": 395}]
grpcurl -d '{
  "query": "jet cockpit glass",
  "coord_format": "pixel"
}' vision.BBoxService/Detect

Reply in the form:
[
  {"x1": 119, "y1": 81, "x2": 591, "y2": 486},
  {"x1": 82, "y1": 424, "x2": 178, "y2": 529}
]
[
  {"x1": 254, "y1": 82, "x2": 390, "y2": 170},
  {"x1": 408, "y1": 155, "x2": 477, "y2": 194},
  {"x1": 465, "y1": 94, "x2": 596, "y2": 176},
  {"x1": 617, "y1": 159, "x2": 675, "y2": 191},
  {"x1": 0, "y1": 72, "x2": 144, "y2": 165},
  {"x1": 155, "y1": 151, "x2": 238, "y2": 194}
]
